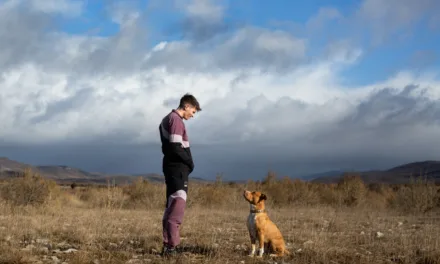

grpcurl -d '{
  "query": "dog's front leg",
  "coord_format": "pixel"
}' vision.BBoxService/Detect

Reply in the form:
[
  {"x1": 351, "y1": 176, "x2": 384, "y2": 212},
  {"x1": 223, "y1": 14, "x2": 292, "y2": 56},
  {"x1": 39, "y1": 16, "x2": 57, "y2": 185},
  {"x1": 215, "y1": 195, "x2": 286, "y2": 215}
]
[
  {"x1": 249, "y1": 241, "x2": 256, "y2": 256},
  {"x1": 247, "y1": 215, "x2": 257, "y2": 257},
  {"x1": 248, "y1": 233, "x2": 256, "y2": 256},
  {"x1": 257, "y1": 232, "x2": 265, "y2": 257}
]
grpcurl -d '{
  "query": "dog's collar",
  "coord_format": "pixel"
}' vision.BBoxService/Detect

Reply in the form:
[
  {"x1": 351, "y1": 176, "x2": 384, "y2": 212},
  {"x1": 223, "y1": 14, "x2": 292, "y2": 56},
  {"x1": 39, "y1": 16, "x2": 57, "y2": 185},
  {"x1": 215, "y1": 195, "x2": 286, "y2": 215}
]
[{"x1": 250, "y1": 209, "x2": 266, "y2": 213}]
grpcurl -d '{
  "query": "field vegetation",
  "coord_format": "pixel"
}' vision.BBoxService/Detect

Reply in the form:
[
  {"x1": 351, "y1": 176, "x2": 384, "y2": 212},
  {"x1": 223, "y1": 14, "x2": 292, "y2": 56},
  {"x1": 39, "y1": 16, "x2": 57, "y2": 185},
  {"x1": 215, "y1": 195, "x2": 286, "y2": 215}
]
[{"x1": 0, "y1": 169, "x2": 439, "y2": 263}]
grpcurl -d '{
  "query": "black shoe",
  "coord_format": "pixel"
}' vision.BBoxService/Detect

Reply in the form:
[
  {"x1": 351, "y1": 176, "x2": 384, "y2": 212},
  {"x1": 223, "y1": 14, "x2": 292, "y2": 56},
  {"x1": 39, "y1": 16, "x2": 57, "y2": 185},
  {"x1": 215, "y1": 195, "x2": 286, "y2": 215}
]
[{"x1": 161, "y1": 246, "x2": 177, "y2": 257}]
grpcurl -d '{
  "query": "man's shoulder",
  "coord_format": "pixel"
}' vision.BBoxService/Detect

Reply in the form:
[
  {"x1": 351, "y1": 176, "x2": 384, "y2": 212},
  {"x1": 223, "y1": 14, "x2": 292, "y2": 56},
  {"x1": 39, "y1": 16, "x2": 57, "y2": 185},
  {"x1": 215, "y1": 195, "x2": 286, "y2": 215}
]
[
  {"x1": 161, "y1": 110, "x2": 177, "y2": 121},
  {"x1": 169, "y1": 111, "x2": 184, "y2": 124},
  {"x1": 161, "y1": 110, "x2": 184, "y2": 127}
]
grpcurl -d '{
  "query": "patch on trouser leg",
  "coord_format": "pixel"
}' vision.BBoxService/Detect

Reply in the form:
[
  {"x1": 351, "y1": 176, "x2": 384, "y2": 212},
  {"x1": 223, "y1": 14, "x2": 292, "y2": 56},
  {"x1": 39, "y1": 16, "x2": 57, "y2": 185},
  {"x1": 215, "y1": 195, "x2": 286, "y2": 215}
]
[{"x1": 162, "y1": 196, "x2": 186, "y2": 247}]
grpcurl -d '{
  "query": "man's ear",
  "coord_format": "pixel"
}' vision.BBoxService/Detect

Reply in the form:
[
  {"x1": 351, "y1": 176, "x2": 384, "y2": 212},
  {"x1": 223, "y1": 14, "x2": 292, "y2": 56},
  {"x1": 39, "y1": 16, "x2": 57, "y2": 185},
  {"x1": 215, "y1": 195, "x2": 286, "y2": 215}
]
[{"x1": 259, "y1": 193, "x2": 267, "y2": 202}]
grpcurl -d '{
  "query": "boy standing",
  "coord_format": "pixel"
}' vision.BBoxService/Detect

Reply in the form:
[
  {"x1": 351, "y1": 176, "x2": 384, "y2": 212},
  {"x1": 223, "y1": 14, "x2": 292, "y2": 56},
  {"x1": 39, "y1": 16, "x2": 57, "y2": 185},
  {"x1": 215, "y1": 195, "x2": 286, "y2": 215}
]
[{"x1": 158, "y1": 93, "x2": 201, "y2": 256}]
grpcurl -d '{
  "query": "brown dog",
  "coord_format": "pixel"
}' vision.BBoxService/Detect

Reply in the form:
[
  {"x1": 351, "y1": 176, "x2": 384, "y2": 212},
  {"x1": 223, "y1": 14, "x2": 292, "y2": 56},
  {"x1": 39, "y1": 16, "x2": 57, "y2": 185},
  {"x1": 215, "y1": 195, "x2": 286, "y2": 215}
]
[{"x1": 243, "y1": 190, "x2": 290, "y2": 258}]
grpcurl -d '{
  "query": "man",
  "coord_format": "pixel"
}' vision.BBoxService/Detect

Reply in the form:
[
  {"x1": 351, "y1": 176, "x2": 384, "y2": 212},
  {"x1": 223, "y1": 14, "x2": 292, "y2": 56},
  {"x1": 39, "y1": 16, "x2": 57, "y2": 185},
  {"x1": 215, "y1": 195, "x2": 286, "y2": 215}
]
[{"x1": 159, "y1": 93, "x2": 201, "y2": 256}]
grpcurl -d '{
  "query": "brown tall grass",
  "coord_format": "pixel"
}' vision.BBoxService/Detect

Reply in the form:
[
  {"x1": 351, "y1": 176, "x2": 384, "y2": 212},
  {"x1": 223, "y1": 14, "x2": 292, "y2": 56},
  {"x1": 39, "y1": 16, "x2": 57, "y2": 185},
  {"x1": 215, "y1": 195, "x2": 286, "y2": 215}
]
[{"x1": 0, "y1": 169, "x2": 439, "y2": 263}]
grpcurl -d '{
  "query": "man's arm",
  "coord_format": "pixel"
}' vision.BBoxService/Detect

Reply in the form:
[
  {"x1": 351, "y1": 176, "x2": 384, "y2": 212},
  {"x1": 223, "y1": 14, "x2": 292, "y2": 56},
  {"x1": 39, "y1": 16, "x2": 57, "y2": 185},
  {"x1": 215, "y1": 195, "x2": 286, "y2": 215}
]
[{"x1": 168, "y1": 117, "x2": 194, "y2": 171}]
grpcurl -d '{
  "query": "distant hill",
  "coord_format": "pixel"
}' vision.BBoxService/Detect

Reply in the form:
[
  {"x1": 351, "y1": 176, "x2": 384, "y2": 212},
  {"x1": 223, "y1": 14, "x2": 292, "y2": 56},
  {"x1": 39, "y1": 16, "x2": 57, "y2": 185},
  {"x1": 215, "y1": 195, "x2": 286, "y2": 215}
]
[
  {"x1": 300, "y1": 170, "x2": 346, "y2": 181},
  {"x1": 387, "y1": 161, "x2": 440, "y2": 175},
  {"x1": 0, "y1": 157, "x2": 39, "y2": 177},
  {"x1": 3, "y1": 156, "x2": 440, "y2": 185},
  {"x1": 37, "y1": 165, "x2": 100, "y2": 179},
  {"x1": 311, "y1": 160, "x2": 440, "y2": 184},
  {"x1": 0, "y1": 157, "x2": 209, "y2": 185}
]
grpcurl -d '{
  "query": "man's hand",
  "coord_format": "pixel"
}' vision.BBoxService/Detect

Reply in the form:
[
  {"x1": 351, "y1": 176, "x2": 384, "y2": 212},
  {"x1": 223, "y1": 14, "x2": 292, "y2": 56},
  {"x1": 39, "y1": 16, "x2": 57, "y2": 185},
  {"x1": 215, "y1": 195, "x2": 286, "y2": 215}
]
[{"x1": 188, "y1": 161, "x2": 194, "y2": 173}]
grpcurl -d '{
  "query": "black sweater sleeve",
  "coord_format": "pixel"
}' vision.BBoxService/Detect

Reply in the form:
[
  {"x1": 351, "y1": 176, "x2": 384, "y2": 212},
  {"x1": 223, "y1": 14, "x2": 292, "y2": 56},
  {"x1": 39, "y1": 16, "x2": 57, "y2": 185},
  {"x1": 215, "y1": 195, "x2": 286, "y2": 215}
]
[{"x1": 169, "y1": 143, "x2": 194, "y2": 172}]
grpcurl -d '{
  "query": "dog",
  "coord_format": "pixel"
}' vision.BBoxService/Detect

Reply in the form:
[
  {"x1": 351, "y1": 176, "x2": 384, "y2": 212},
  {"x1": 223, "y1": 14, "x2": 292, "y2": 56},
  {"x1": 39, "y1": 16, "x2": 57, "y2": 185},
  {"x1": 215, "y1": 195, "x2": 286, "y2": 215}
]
[{"x1": 243, "y1": 190, "x2": 290, "y2": 258}]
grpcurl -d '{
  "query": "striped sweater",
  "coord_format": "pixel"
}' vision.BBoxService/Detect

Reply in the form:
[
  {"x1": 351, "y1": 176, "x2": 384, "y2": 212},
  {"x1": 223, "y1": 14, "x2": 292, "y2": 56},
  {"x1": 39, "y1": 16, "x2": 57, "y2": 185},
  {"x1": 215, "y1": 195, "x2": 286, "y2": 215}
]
[{"x1": 159, "y1": 109, "x2": 194, "y2": 172}]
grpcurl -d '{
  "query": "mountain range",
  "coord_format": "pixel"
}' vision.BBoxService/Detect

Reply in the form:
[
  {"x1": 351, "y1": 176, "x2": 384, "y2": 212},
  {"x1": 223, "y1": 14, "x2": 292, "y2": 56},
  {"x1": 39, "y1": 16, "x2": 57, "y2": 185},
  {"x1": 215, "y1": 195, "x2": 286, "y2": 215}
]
[
  {"x1": 0, "y1": 157, "x2": 208, "y2": 185},
  {"x1": 1, "y1": 157, "x2": 439, "y2": 185},
  {"x1": 307, "y1": 161, "x2": 440, "y2": 184}
]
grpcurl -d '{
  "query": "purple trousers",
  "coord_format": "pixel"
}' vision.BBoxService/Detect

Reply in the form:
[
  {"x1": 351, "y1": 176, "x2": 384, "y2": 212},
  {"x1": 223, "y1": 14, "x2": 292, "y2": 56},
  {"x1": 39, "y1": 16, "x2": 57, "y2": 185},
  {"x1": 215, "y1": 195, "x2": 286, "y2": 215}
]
[{"x1": 162, "y1": 193, "x2": 186, "y2": 248}]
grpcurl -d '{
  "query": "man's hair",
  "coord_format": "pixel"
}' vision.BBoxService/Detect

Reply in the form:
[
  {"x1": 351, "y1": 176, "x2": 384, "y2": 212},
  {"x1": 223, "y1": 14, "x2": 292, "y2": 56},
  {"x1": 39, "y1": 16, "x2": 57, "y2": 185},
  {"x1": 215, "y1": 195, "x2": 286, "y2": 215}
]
[{"x1": 179, "y1": 93, "x2": 202, "y2": 111}]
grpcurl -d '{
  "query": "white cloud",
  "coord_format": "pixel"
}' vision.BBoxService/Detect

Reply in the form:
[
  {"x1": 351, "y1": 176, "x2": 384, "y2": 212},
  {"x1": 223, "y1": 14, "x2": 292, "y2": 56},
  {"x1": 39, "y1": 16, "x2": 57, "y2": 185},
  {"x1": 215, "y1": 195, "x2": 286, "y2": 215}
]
[
  {"x1": 0, "y1": 0, "x2": 439, "y2": 177},
  {"x1": 306, "y1": 7, "x2": 342, "y2": 32},
  {"x1": 30, "y1": 0, "x2": 83, "y2": 16},
  {"x1": 107, "y1": 1, "x2": 142, "y2": 28},
  {"x1": 180, "y1": 0, "x2": 224, "y2": 21},
  {"x1": 354, "y1": 0, "x2": 440, "y2": 44},
  {"x1": 324, "y1": 39, "x2": 363, "y2": 64},
  {"x1": 170, "y1": 0, "x2": 233, "y2": 42},
  {"x1": 2, "y1": 35, "x2": 439, "y2": 149}
]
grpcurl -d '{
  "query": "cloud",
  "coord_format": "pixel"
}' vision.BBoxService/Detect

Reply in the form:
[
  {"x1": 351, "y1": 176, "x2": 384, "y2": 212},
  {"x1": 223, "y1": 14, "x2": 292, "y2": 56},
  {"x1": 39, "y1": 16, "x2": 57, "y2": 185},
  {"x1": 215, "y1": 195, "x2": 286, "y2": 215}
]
[
  {"x1": 329, "y1": 84, "x2": 440, "y2": 155},
  {"x1": 287, "y1": 0, "x2": 440, "y2": 50},
  {"x1": 164, "y1": 0, "x2": 238, "y2": 43},
  {"x1": 30, "y1": 0, "x2": 83, "y2": 16},
  {"x1": 0, "y1": 0, "x2": 53, "y2": 70},
  {"x1": 306, "y1": 7, "x2": 342, "y2": 32},
  {"x1": 0, "y1": 0, "x2": 439, "y2": 180},
  {"x1": 354, "y1": 0, "x2": 440, "y2": 45},
  {"x1": 180, "y1": 0, "x2": 224, "y2": 21},
  {"x1": 145, "y1": 26, "x2": 307, "y2": 74},
  {"x1": 408, "y1": 50, "x2": 439, "y2": 70}
]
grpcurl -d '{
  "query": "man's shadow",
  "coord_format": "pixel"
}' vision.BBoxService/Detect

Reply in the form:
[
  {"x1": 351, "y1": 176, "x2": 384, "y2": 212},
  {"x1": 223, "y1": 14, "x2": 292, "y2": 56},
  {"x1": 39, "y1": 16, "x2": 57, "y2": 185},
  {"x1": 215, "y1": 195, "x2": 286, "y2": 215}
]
[
  {"x1": 147, "y1": 244, "x2": 218, "y2": 257},
  {"x1": 176, "y1": 245, "x2": 218, "y2": 256}
]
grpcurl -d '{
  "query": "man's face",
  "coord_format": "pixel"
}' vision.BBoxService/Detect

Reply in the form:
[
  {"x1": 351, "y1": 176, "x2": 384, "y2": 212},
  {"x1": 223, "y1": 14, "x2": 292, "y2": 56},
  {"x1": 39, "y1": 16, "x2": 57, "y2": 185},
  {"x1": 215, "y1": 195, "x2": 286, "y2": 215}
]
[{"x1": 182, "y1": 105, "x2": 197, "y2": 120}]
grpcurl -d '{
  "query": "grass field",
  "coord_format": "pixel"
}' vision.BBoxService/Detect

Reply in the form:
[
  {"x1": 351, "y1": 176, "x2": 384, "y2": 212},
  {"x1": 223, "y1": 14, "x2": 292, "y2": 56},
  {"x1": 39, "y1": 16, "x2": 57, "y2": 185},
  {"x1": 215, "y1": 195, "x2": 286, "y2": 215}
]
[{"x1": 0, "y1": 170, "x2": 439, "y2": 264}]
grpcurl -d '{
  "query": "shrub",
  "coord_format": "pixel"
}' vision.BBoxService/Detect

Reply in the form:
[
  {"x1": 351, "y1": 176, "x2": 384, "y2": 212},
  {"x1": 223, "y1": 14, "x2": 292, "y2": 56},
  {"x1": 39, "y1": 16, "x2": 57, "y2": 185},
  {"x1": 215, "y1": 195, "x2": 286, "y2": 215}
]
[
  {"x1": 0, "y1": 168, "x2": 59, "y2": 206},
  {"x1": 188, "y1": 183, "x2": 243, "y2": 209},
  {"x1": 73, "y1": 179, "x2": 127, "y2": 209},
  {"x1": 335, "y1": 173, "x2": 367, "y2": 207},
  {"x1": 390, "y1": 177, "x2": 439, "y2": 213},
  {"x1": 1, "y1": 168, "x2": 437, "y2": 214},
  {"x1": 122, "y1": 177, "x2": 164, "y2": 210},
  {"x1": 317, "y1": 183, "x2": 340, "y2": 206},
  {"x1": 261, "y1": 177, "x2": 321, "y2": 207}
]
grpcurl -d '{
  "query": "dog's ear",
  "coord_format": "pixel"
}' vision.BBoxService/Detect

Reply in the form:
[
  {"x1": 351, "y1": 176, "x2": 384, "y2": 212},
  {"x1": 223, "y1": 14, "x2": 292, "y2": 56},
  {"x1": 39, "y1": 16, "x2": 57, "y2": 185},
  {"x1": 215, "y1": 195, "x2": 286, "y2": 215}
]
[{"x1": 259, "y1": 193, "x2": 267, "y2": 202}]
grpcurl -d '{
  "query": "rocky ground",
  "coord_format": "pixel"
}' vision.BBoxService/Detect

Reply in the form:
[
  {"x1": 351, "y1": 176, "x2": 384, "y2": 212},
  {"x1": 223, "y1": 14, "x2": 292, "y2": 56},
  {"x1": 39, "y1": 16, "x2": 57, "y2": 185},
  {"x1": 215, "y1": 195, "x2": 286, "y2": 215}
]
[{"x1": 1, "y1": 203, "x2": 439, "y2": 264}]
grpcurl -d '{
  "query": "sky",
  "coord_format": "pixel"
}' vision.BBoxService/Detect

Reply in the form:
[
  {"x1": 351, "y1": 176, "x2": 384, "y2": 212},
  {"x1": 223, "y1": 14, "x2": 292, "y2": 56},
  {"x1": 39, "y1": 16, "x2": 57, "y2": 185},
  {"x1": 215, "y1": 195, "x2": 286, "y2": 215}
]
[{"x1": 1, "y1": 0, "x2": 440, "y2": 181}]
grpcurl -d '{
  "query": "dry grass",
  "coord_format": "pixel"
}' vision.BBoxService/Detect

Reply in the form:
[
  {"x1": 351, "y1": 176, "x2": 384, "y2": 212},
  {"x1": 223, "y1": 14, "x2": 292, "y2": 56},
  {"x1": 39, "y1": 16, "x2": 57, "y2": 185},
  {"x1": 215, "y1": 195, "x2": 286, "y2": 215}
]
[{"x1": 0, "y1": 170, "x2": 439, "y2": 263}]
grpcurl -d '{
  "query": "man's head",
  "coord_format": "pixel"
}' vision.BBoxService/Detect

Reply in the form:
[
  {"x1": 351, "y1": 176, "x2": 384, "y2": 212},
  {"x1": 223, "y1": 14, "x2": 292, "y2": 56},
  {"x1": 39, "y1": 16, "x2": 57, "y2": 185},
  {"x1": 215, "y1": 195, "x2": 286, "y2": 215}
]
[{"x1": 176, "y1": 93, "x2": 202, "y2": 120}]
